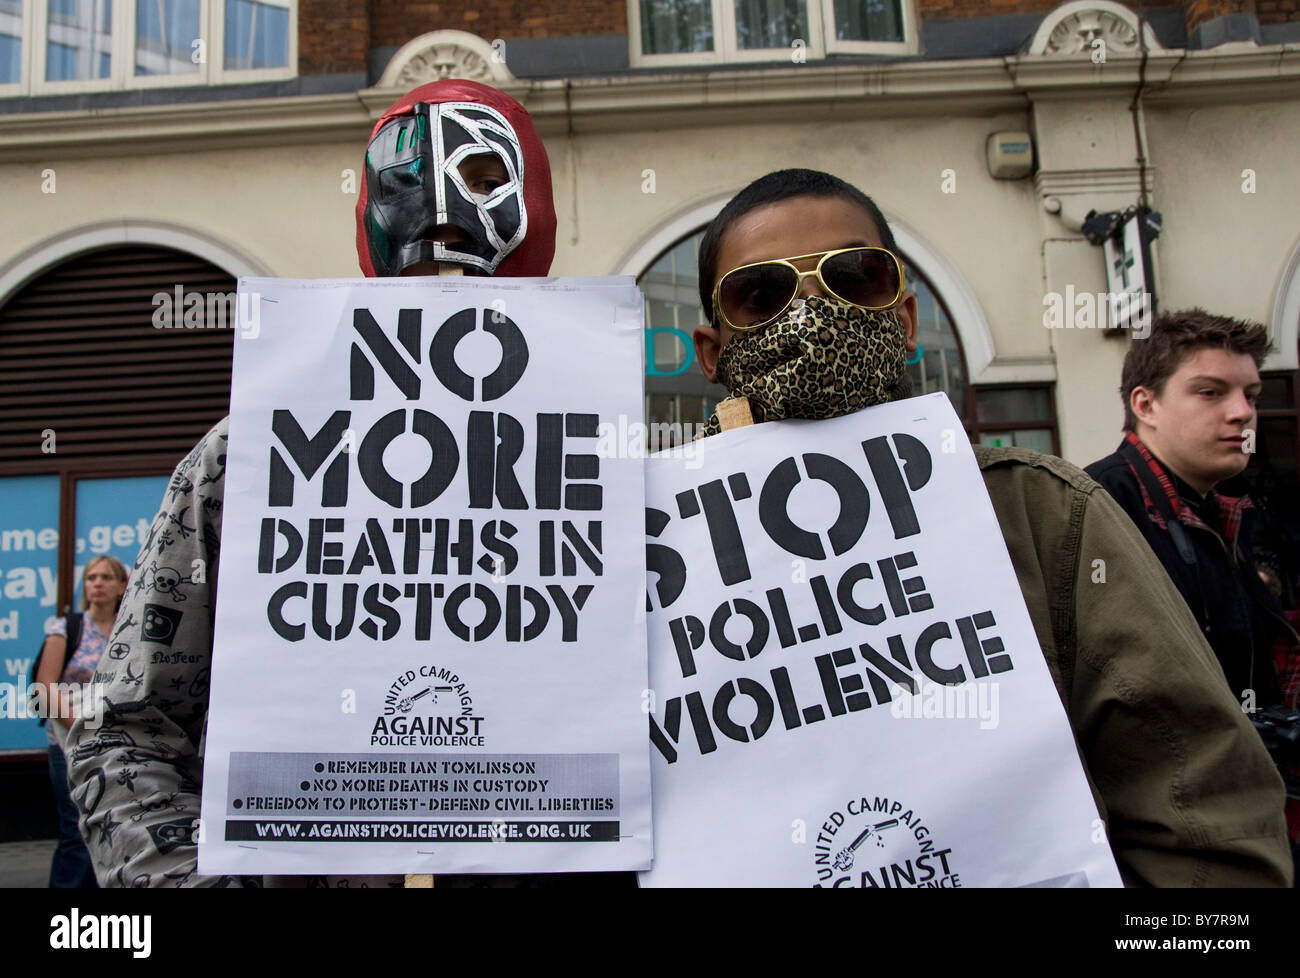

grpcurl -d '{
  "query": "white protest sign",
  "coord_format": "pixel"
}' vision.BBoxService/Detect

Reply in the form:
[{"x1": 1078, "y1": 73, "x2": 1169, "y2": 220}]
[
  {"x1": 639, "y1": 394, "x2": 1122, "y2": 887},
  {"x1": 199, "y1": 276, "x2": 652, "y2": 875}
]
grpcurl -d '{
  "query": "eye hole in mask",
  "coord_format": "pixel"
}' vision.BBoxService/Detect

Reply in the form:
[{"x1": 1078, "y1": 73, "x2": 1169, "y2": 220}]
[{"x1": 460, "y1": 151, "x2": 510, "y2": 207}]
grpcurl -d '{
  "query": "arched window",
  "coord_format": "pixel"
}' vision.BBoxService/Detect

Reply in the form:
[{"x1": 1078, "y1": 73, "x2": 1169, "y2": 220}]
[
  {"x1": 638, "y1": 231, "x2": 723, "y2": 427},
  {"x1": 907, "y1": 261, "x2": 966, "y2": 414}
]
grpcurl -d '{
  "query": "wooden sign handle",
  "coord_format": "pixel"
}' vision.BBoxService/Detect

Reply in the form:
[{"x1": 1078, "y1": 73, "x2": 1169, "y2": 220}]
[
  {"x1": 716, "y1": 396, "x2": 754, "y2": 431},
  {"x1": 402, "y1": 261, "x2": 461, "y2": 889}
]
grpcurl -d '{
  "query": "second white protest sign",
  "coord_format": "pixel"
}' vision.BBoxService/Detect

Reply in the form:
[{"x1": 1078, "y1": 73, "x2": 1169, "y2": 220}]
[{"x1": 639, "y1": 393, "x2": 1122, "y2": 887}]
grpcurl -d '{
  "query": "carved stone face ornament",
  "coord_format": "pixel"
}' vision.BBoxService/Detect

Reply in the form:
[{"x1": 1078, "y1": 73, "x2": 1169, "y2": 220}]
[
  {"x1": 395, "y1": 43, "x2": 494, "y2": 88},
  {"x1": 362, "y1": 100, "x2": 527, "y2": 277},
  {"x1": 1047, "y1": 10, "x2": 1139, "y2": 55}
]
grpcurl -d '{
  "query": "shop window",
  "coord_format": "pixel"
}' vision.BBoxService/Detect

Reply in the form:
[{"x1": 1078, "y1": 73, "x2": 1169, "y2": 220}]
[
  {"x1": 0, "y1": 474, "x2": 60, "y2": 751},
  {"x1": 0, "y1": 472, "x2": 167, "y2": 752}
]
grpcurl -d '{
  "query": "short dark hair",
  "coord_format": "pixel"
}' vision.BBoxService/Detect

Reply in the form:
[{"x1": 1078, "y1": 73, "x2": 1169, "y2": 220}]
[
  {"x1": 1121, "y1": 308, "x2": 1272, "y2": 430},
  {"x1": 697, "y1": 169, "x2": 898, "y2": 320}
]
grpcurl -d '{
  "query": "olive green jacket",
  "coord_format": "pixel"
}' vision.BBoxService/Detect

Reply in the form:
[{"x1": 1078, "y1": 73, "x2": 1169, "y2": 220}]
[{"x1": 977, "y1": 444, "x2": 1292, "y2": 887}]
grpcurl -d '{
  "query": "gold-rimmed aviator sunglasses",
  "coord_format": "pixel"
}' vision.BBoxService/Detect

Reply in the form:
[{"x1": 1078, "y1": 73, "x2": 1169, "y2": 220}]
[{"x1": 712, "y1": 246, "x2": 907, "y2": 332}]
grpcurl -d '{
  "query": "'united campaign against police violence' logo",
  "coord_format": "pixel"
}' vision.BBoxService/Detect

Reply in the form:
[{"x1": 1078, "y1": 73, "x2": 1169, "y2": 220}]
[
  {"x1": 370, "y1": 663, "x2": 485, "y2": 748},
  {"x1": 813, "y1": 795, "x2": 960, "y2": 888}
]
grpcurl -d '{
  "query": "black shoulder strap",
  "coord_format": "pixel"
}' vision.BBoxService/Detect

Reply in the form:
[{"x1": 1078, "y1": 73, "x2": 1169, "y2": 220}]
[
  {"x1": 63, "y1": 612, "x2": 84, "y2": 670},
  {"x1": 29, "y1": 612, "x2": 85, "y2": 727},
  {"x1": 1117, "y1": 439, "x2": 1197, "y2": 567}
]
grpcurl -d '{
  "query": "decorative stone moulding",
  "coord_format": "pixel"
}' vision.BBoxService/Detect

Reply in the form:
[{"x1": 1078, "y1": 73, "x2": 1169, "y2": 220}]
[
  {"x1": 1027, "y1": 1, "x2": 1163, "y2": 56},
  {"x1": 376, "y1": 30, "x2": 518, "y2": 89}
]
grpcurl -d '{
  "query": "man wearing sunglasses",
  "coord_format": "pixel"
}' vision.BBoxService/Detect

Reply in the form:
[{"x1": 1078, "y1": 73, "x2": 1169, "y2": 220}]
[{"x1": 690, "y1": 169, "x2": 1291, "y2": 887}]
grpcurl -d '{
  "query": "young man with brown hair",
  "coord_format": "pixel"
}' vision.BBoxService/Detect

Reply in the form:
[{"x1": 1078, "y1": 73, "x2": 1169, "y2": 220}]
[
  {"x1": 1086, "y1": 311, "x2": 1300, "y2": 869},
  {"x1": 1084, "y1": 310, "x2": 1296, "y2": 709},
  {"x1": 692, "y1": 169, "x2": 1292, "y2": 886}
]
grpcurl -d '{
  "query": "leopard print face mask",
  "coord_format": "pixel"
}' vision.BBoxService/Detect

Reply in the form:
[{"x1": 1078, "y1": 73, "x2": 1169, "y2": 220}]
[{"x1": 703, "y1": 294, "x2": 909, "y2": 435}]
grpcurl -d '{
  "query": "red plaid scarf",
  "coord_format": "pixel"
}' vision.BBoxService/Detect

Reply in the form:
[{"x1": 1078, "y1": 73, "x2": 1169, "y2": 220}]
[
  {"x1": 1122, "y1": 431, "x2": 1252, "y2": 548},
  {"x1": 1127, "y1": 436, "x2": 1300, "y2": 811}
]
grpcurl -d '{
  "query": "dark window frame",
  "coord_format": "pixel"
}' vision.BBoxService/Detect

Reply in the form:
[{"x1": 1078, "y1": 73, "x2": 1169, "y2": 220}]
[{"x1": 965, "y1": 384, "x2": 1061, "y2": 457}]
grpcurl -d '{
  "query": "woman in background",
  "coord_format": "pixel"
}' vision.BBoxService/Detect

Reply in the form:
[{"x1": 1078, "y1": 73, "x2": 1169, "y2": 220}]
[{"x1": 33, "y1": 554, "x2": 128, "y2": 888}]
